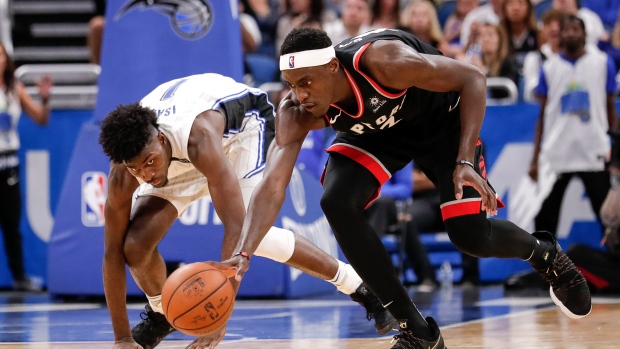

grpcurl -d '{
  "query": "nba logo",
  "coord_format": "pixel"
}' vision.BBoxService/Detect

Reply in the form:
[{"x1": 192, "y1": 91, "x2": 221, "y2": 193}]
[
  {"x1": 289, "y1": 56, "x2": 295, "y2": 68},
  {"x1": 82, "y1": 171, "x2": 107, "y2": 227}
]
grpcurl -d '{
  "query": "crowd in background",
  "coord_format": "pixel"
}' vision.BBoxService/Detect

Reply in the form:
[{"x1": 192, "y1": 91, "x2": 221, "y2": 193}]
[{"x1": 240, "y1": 0, "x2": 620, "y2": 100}]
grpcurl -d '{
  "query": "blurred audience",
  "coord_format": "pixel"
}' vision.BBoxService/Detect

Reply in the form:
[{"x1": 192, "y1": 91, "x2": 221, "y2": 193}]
[
  {"x1": 581, "y1": 0, "x2": 620, "y2": 32},
  {"x1": 240, "y1": 2, "x2": 263, "y2": 54},
  {"x1": 552, "y1": 0, "x2": 606, "y2": 46},
  {"x1": 460, "y1": 0, "x2": 504, "y2": 49},
  {"x1": 87, "y1": 0, "x2": 106, "y2": 65},
  {"x1": 324, "y1": 0, "x2": 372, "y2": 44},
  {"x1": 276, "y1": 0, "x2": 338, "y2": 55},
  {"x1": 500, "y1": 0, "x2": 538, "y2": 70},
  {"x1": 530, "y1": 15, "x2": 617, "y2": 238},
  {"x1": 442, "y1": 0, "x2": 480, "y2": 58},
  {"x1": 0, "y1": 43, "x2": 51, "y2": 292},
  {"x1": 523, "y1": 9, "x2": 563, "y2": 102},
  {"x1": 458, "y1": 23, "x2": 519, "y2": 98},
  {"x1": 597, "y1": 8, "x2": 620, "y2": 77},
  {"x1": 242, "y1": 0, "x2": 281, "y2": 57},
  {"x1": 370, "y1": 0, "x2": 401, "y2": 29},
  {"x1": 399, "y1": 0, "x2": 445, "y2": 49}
]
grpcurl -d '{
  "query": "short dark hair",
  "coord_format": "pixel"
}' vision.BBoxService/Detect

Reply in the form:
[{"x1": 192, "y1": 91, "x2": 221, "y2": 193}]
[
  {"x1": 280, "y1": 28, "x2": 332, "y2": 56},
  {"x1": 99, "y1": 103, "x2": 159, "y2": 164},
  {"x1": 560, "y1": 14, "x2": 586, "y2": 33}
]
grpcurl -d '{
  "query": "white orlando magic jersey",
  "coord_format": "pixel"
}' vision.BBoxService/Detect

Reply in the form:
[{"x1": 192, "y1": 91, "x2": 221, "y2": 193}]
[{"x1": 137, "y1": 73, "x2": 275, "y2": 191}]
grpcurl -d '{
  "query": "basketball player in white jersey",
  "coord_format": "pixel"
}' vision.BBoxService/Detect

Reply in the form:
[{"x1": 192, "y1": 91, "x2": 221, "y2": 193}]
[{"x1": 98, "y1": 73, "x2": 396, "y2": 349}]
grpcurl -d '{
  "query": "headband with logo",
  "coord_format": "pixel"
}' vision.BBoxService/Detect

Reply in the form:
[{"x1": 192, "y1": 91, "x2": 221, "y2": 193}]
[{"x1": 279, "y1": 46, "x2": 336, "y2": 71}]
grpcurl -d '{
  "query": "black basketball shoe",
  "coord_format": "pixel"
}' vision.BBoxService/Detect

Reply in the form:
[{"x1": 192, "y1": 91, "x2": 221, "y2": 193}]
[
  {"x1": 391, "y1": 317, "x2": 446, "y2": 349},
  {"x1": 350, "y1": 283, "x2": 398, "y2": 335},
  {"x1": 532, "y1": 231, "x2": 592, "y2": 319},
  {"x1": 131, "y1": 304, "x2": 177, "y2": 349}
]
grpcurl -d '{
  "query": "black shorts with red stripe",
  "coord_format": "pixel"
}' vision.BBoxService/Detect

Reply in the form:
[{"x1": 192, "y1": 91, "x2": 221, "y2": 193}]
[{"x1": 324, "y1": 120, "x2": 503, "y2": 219}]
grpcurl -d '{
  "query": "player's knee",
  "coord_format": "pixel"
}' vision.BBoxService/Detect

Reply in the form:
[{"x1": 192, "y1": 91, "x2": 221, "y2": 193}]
[
  {"x1": 123, "y1": 232, "x2": 153, "y2": 268},
  {"x1": 320, "y1": 189, "x2": 359, "y2": 220},
  {"x1": 444, "y1": 215, "x2": 494, "y2": 258}
]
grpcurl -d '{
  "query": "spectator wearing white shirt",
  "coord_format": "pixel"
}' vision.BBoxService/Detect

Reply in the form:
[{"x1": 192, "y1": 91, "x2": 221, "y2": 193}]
[{"x1": 530, "y1": 15, "x2": 617, "y2": 238}]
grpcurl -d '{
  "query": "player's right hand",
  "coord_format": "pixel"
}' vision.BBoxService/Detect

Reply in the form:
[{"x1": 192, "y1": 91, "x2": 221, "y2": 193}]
[
  {"x1": 220, "y1": 255, "x2": 250, "y2": 282},
  {"x1": 112, "y1": 337, "x2": 143, "y2": 349},
  {"x1": 202, "y1": 260, "x2": 244, "y2": 282}
]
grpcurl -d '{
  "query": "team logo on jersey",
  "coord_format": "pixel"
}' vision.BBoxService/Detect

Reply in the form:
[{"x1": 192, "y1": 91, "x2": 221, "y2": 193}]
[
  {"x1": 82, "y1": 172, "x2": 107, "y2": 227},
  {"x1": 369, "y1": 96, "x2": 386, "y2": 113},
  {"x1": 116, "y1": 0, "x2": 214, "y2": 39},
  {"x1": 289, "y1": 56, "x2": 295, "y2": 68}
]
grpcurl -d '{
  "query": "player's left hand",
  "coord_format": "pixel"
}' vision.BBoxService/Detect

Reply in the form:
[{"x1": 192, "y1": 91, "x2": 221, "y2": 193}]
[
  {"x1": 453, "y1": 165, "x2": 497, "y2": 216},
  {"x1": 185, "y1": 325, "x2": 226, "y2": 349}
]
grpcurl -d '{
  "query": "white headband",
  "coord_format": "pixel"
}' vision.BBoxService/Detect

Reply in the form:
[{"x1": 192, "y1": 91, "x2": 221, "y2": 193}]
[{"x1": 279, "y1": 46, "x2": 336, "y2": 71}]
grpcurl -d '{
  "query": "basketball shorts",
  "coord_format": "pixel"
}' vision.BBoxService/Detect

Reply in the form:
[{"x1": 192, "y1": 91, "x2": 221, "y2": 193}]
[{"x1": 325, "y1": 120, "x2": 503, "y2": 220}]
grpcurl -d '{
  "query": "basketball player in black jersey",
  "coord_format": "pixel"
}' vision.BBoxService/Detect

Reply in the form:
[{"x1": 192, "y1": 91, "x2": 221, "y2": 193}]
[{"x1": 224, "y1": 28, "x2": 592, "y2": 348}]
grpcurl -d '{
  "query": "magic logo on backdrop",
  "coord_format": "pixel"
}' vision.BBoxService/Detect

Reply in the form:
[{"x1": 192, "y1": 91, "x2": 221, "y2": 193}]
[{"x1": 115, "y1": 0, "x2": 214, "y2": 39}]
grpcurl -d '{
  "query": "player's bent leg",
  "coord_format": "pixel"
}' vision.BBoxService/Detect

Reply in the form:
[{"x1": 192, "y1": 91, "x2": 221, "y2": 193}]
[
  {"x1": 124, "y1": 195, "x2": 179, "y2": 349},
  {"x1": 443, "y1": 210, "x2": 591, "y2": 319},
  {"x1": 124, "y1": 195, "x2": 178, "y2": 297},
  {"x1": 254, "y1": 226, "x2": 397, "y2": 335}
]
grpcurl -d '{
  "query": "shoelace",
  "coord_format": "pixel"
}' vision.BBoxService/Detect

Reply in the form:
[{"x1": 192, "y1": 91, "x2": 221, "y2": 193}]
[
  {"x1": 137, "y1": 310, "x2": 171, "y2": 333},
  {"x1": 539, "y1": 251, "x2": 586, "y2": 290},
  {"x1": 391, "y1": 331, "x2": 426, "y2": 349}
]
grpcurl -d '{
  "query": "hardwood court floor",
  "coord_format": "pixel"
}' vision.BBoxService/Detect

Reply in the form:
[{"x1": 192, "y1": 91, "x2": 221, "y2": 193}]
[{"x1": 1, "y1": 288, "x2": 619, "y2": 348}]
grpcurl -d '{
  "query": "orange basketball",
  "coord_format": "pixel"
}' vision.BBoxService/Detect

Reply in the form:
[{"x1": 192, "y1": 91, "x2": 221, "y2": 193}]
[{"x1": 161, "y1": 262, "x2": 235, "y2": 336}]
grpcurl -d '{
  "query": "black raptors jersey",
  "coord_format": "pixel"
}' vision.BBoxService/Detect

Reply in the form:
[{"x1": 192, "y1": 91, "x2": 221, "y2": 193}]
[{"x1": 325, "y1": 29, "x2": 460, "y2": 136}]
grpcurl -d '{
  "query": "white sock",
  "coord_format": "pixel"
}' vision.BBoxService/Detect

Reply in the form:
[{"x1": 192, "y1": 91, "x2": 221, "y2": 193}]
[
  {"x1": 147, "y1": 294, "x2": 164, "y2": 314},
  {"x1": 328, "y1": 260, "x2": 363, "y2": 295}
]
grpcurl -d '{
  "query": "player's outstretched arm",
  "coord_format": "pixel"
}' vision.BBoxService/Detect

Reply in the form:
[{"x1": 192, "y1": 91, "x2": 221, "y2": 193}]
[
  {"x1": 187, "y1": 110, "x2": 247, "y2": 262},
  {"x1": 362, "y1": 40, "x2": 496, "y2": 213},
  {"x1": 229, "y1": 92, "x2": 323, "y2": 279},
  {"x1": 103, "y1": 163, "x2": 140, "y2": 345}
]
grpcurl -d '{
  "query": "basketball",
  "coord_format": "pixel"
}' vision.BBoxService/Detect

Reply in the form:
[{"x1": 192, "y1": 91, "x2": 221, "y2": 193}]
[{"x1": 161, "y1": 262, "x2": 235, "y2": 336}]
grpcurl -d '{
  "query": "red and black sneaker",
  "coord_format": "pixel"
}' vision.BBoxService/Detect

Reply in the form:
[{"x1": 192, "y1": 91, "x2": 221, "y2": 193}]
[{"x1": 532, "y1": 231, "x2": 592, "y2": 319}]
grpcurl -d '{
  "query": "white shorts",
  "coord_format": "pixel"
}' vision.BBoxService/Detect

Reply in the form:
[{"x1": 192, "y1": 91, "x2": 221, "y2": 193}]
[{"x1": 135, "y1": 117, "x2": 267, "y2": 216}]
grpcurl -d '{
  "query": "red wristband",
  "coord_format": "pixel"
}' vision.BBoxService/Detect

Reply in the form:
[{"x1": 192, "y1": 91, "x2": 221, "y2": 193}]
[{"x1": 232, "y1": 251, "x2": 250, "y2": 261}]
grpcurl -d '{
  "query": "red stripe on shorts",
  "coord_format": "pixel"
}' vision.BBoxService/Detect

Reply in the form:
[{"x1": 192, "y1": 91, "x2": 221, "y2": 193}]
[
  {"x1": 326, "y1": 144, "x2": 391, "y2": 185},
  {"x1": 441, "y1": 199, "x2": 482, "y2": 220}
]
